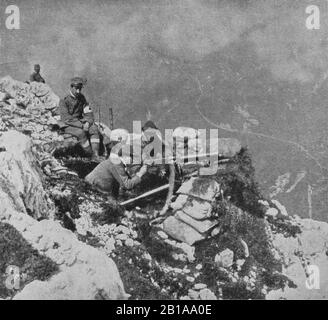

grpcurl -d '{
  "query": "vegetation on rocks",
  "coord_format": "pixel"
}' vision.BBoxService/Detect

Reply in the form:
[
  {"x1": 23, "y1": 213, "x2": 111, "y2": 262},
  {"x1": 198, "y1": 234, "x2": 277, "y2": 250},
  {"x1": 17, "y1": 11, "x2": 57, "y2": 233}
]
[
  {"x1": 0, "y1": 222, "x2": 59, "y2": 299},
  {"x1": 0, "y1": 77, "x2": 322, "y2": 300},
  {"x1": 44, "y1": 150, "x2": 302, "y2": 300},
  {"x1": 214, "y1": 148, "x2": 266, "y2": 217}
]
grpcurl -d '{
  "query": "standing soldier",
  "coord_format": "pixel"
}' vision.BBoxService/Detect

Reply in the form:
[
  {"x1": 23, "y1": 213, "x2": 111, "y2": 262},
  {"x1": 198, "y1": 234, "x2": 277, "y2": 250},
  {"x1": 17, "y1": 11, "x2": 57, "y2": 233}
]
[
  {"x1": 29, "y1": 64, "x2": 45, "y2": 83},
  {"x1": 57, "y1": 77, "x2": 100, "y2": 160}
]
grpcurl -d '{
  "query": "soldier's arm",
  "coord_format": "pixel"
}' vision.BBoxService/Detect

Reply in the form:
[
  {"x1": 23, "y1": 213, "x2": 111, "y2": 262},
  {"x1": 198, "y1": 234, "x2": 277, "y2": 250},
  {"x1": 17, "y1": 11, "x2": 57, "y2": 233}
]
[
  {"x1": 81, "y1": 96, "x2": 95, "y2": 125},
  {"x1": 111, "y1": 163, "x2": 142, "y2": 190}
]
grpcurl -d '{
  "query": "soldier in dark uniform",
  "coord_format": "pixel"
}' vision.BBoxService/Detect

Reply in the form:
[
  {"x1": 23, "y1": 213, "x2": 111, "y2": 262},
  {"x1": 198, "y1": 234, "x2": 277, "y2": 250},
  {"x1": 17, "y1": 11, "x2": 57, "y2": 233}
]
[
  {"x1": 29, "y1": 64, "x2": 45, "y2": 83},
  {"x1": 57, "y1": 77, "x2": 100, "y2": 160}
]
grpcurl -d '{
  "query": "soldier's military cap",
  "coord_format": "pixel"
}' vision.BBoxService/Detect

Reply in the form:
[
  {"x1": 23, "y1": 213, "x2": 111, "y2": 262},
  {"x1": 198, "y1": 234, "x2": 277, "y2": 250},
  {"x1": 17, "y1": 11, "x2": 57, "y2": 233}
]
[{"x1": 71, "y1": 77, "x2": 86, "y2": 87}]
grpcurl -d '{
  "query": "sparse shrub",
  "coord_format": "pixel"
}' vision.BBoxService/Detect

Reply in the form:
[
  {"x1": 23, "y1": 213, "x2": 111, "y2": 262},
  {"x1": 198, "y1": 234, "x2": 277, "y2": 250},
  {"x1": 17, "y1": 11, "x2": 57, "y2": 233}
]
[{"x1": 215, "y1": 148, "x2": 266, "y2": 217}]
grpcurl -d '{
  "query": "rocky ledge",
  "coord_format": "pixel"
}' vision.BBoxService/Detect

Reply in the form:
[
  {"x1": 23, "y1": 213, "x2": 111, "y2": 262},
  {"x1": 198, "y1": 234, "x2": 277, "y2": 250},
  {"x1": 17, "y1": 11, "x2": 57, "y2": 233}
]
[{"x1": 0, "y1": 77, "x2": 327, "y2": 300}]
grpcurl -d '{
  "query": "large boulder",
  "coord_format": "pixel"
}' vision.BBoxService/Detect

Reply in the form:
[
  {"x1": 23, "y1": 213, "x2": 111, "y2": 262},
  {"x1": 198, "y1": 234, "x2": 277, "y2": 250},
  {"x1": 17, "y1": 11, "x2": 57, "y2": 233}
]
[
  {"x1": 163, "y1": 216, "x2": 206, "y2": 245},
  {"x1": 0, "y1": 131, "x2": 127, "y2": 300},
  {"x1": 266, "y1": 218, "x2": 328, "y2": 300},
  {"x1": 0, "y1": 130, "x2": 54, "y2": 219},
  {"x1": 13, "y1": 249, "x2": 128, "y2": 300},
  {"x1": 163, "y1": 177, "x2": 221, "y2": 245},
  {"x1": 176, "y1": 177, "x2": 220, "y2": 201},
  {"x1": 0, "y1": 76, "x2": 59, "y2": 111},
  {"x1": 175, "y1": 211, "x2": 218, "y2": 233},
  {"x1": 180, "y1": 197, "x2": 213, "y2": 220},
  {"x1": 2, "y1": 195, "x2": 127, "y2": 300}
]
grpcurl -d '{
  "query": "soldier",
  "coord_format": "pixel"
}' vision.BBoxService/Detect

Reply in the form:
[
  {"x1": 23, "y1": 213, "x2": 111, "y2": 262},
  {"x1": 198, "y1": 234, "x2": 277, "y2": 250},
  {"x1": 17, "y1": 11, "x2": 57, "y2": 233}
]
[
  {"x1": 57, "y1": 77, "x2": 100, "y2": 160},
  {"x1": 29, "y1": 64, "x2": 45, "y2": 83},
  {"x1": 85, "y1": 131, "x2": 149, "y2": 201}
]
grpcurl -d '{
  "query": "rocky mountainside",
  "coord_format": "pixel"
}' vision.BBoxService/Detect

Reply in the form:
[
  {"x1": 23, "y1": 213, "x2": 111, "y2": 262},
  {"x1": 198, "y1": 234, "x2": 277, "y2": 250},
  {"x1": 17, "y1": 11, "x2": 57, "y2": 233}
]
[{"x1": 0, "y1": 77, "x2": 327, "y2": 300}]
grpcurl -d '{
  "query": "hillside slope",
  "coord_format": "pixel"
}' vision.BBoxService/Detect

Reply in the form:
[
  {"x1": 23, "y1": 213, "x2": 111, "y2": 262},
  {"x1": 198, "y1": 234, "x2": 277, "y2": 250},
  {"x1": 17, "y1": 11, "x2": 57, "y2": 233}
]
[{"x1": 0, "y1": 77, "x2": 327, "y2": 300}]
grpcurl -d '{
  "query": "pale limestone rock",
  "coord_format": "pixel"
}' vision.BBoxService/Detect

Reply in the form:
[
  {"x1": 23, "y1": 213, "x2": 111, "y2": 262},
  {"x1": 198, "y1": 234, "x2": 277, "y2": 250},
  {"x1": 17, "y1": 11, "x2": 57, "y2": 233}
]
[
  {"x1": 0, "y1": 131, "x2": 127, "y2": 300},
  {"x1": 105, "y1": 238, "x2": 116, "y2": 254},
  {"x1": 0, "y1": 131, "x2": 55, "y2": 219},
  {"x1": 177, "y1": 243, "x2": 195, "y2": 262},
  {"x1": 163, "y1": 216, "x2": 206, "y2": 245},
  {"x1": 175, "y1": 211, "x2": 218, "y2": 234},
  {"x1": 125, "y1": 238, "x2": 134, "y2": 247},
  {"x1": 13, "y1": 263, "x2": 128, "y2": 300},
  {"x1": 0, "y1": 76, "x2": 59, "y2": 111},
  {"x1": 211, "y1": 226, "x2": 221, "y2": 237},
  {"x1": 170, "y1": 195, "x2": 188, "y2": 211},
  {"x1": 116, "y1": 234, "x2": 128, "y2": 241},
  {"x1": 188, "y1": 289, "x2": 200, "y2": 300},
  {"x1": 199, "y1": 288, "x2": 217, "y2": 300},
  {"x1": 271, "y1": 199, "x2": 288, "y2": 216},
  {"x1": 267, "y1": 218, "x2": 328, "y2": 300},
  {"x1": 157, "y1": 231, "x2": 168, "y2": 239},
  {"x1": 182, "y1": 198, "x2": 213, "y2": 220},
  {"x1": 215, "y1": 249, "x2": 234, "y2": 268},
  {"x1": 177, "y1": 177, "x2": 220, "y2": 201},
  {"x1": 194, "y1": 283, "x2": 207, "y2": 290},
  {"x1": 265, "y1": 207, "x2": 279, "y2": 217}
]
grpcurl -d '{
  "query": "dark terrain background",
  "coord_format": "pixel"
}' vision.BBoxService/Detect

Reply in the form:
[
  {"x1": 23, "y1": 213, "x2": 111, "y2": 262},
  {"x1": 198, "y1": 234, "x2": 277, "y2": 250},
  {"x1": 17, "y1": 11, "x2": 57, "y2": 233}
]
[{"x1": 0, "y1": 0, "x2": 327, "y2": 221}]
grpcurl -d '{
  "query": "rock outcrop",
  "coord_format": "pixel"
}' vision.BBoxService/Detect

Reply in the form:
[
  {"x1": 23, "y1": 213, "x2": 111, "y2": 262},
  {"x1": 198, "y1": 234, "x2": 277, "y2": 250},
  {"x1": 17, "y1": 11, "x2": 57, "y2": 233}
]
[
  {"x1": 163, "y1": 177, "x2": 221, "y2": 245},
  {"x1": 1, "y1": 76, "x2": 328, "y2": 300},
  {"x1": 0, "y1": 130, "x2": 127, "y2": 300},
  {"x1": 0, "y1": 130, "x2": 54, "y2": 220},
  {"x1": 0, "y1": 76, "x2": 59, "y2": 111},
  {"x1": 267, "y1": 217, "x2": 328, "y2": 300},
  {"x1": 0, "y1": 77, "x2": 67, "y2": 178}
]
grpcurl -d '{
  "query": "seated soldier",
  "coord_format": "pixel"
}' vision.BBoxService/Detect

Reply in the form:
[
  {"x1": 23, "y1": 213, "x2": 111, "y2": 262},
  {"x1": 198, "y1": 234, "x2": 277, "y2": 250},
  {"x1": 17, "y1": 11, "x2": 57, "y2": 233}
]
[
  {"x1": 57, "y1": 77, "x2": 100, "y2": 160},
  {"x1": 84, "y1": 130, "x2": 148, "y2": 202},
  {"x1": 29, "y1": 64, "x2": 45, "y2": 83}
]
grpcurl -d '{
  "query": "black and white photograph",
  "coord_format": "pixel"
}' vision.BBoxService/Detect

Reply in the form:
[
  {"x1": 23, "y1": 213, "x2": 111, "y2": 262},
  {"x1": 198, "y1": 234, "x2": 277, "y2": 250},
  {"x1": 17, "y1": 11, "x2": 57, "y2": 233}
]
[{"x1": 0, "y1": 0, "x2": 327, "y2": 304}]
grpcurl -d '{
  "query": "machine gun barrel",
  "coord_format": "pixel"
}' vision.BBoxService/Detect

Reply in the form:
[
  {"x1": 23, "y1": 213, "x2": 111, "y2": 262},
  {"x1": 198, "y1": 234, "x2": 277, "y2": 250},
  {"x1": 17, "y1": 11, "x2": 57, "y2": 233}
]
[{"x1": 152, "y1": 151, "x2": 229, "y2": 164}]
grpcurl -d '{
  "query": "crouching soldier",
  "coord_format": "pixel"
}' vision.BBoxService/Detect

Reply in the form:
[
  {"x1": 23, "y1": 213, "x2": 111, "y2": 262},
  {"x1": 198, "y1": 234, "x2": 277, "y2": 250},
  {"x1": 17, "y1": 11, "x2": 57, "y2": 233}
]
[
  {"x1": 57, "y1": 77, "x2": 100, "y2": 160},
  {"x1": 84, "y1": 131, "x2": 149, "y2": 203}
]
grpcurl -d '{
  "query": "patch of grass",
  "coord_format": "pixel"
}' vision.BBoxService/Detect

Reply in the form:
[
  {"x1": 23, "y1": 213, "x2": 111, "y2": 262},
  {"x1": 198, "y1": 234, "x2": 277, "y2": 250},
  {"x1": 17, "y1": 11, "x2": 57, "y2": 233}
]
[
  {"x1": 0, "y1": 222, "x2": 59, "y2": 299},
  {"x1": 268, "y1": 216, "x2": 302, "y2": 238},
  {"x1": 190, "y1": 177, "x2": 215, "y2": 197},
  {"x1": 194, "y1": 204, "x2": 287, "y2": 299},
  {"x1": 112, "y1": 245, "x2": 171, "y2": 300},
  {"x1": 77, "y1": 232, "x2": 103, "y2": 248},
  {"x1": 219, "y1": 205, "x2": 281, "y2": 271},
  {"x1": 135, "y1": 222, "x2": 187, "y2": 268},
  {"x1": 51, "y1": 191, "x2": 80, "y2": 220},
  {"x1": 90, "y1": 203, "x2": 124, "y2": 225},
  {"x1": 222, "y1": 280, "x2": 263, "y2": 300}
]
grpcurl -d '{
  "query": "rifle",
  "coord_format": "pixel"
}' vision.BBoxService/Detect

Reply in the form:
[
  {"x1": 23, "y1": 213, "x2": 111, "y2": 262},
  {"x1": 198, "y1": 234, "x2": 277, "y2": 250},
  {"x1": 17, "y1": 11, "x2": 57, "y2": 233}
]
[
  {"x1": 120, "y1": 183, "x2": 170, "y2": 206},
  {"x1": 149, "y1": 151, "x2": 230, "y2": 165}
]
